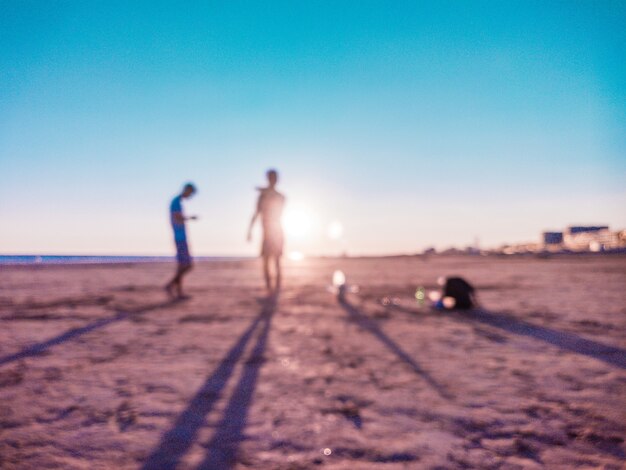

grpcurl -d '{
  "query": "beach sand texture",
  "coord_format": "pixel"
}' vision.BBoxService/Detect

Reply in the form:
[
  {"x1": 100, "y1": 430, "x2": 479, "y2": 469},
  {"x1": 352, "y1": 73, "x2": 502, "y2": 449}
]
[{"x1": 1, "y1": 255, "x2": 625, "y2": 469}]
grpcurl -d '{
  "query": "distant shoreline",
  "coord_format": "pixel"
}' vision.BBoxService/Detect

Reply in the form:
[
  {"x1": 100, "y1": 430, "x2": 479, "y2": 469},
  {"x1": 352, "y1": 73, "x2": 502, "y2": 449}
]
[
  {"x1": 1, "y1": 251, "x2": 625, "y2": 266},
  {"x1": 0, "y1": 255, "x2": 253, "y2": 266}
]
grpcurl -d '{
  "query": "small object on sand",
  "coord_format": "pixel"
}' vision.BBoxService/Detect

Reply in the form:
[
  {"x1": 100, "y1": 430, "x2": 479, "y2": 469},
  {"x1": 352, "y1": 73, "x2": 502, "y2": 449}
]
[
  {"x1": 333, "y1": 270, "x2": 347, "y2": 300},
  {"x1": 415, "y1": 286, "x2": 426, "y2": 305},
  {"x1": 428, "y1": 290, "x2": 441, "y2": 302},
  {"x1": 337, "y1": 284, "x2": 347, "y2": 300},
  {"x1": 333, "y1": 270, "x2": 346, "y2": 287},
  {"x1": 434, "y1": 277, "x2": 476, "y2": 310}
]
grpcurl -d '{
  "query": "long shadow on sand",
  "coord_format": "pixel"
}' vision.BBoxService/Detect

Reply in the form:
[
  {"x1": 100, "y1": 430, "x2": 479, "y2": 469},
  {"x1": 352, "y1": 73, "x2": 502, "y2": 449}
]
[
  {"x1": 339, "y1": 299, "x2": 452, "y2": 400},
  {"x1": 0, "y1": 298, "x2": 179, "y2": 367},
  {"x1": 456, "y1": 309, "x2": 626, "y2": 370},
  {"x1": 141, "y1": 299, "x2": 275, "y2": 470},
  {"x1": 385, "y1": 303, "x2": 626, "y2": 370}
]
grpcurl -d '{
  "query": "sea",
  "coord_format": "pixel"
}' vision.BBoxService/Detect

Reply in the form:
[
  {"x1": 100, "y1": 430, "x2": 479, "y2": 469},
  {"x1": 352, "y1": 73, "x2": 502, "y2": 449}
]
[{"x1": 0, "y1": 255, "x2": 247, "y2": 265}]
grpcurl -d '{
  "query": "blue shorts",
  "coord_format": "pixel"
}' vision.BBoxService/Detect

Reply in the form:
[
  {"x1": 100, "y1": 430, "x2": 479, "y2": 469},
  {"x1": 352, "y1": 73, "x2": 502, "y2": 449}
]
[{"x1": 175, "y1": 239, "x2": 192, "y2": 266}]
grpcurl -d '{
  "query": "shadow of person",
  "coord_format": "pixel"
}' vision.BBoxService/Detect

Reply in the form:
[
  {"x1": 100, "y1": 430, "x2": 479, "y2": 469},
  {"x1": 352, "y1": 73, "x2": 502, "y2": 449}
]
[
  {"x1": 196, "y1": 299, "x2": 275, "y2": 469},
  {"x1": 380, "y1": 301, "x2": 626, "y2": 370},
  {"x1": 141, "y1": 299, "x2": 275, "y2": 470},
  {"x1": 0, "y1": 298, "x2": 180, "y2": 367},
  {"x1": 338, "y1": 298, "x2": 453, "y2": 400},
  {"x1": 455, "y1": 309, "x2": 626, "y2": 370}
]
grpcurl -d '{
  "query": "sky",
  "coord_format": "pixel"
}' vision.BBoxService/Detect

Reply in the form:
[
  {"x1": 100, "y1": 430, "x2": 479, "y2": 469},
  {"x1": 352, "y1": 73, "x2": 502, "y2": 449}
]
[{"x1": 1, "y1": 0, "x2": 625, "y2": 256}]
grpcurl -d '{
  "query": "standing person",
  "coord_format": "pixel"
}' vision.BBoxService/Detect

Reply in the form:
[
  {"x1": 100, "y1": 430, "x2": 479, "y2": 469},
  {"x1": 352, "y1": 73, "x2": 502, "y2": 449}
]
[
  {"x1": 166, "y1": 183, "x2": 197, "y2": 299},
  {"x1": 247, "y1": 169, "x2": 286, "y2": 295}
]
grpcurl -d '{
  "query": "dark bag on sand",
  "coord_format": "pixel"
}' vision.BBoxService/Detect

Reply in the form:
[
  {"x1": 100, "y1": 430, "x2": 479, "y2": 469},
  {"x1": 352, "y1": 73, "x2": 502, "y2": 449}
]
[{"x1": 443, "y1": 277, "x2": 475, "y2": 309}]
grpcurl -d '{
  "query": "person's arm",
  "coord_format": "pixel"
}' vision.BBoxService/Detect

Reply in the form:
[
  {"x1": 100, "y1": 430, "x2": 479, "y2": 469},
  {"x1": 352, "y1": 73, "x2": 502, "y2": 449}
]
[
  {"x1": 247, "y1": 194, "x2": 262, "y2": 241},
  {"x1": 172, "y1": 212, "x2": 197, "y2": 223},
  {"x1": 247, "y1": 213, "x2": 258, "y2": 242},
  {"x1": 172, "y1": 211, "x2": 185, "y2": 225}
]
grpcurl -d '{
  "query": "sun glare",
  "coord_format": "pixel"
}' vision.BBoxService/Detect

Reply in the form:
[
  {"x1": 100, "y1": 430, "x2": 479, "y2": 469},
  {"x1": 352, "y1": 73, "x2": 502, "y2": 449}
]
[
  {"x1": 282, "y1": 207, "x2": 314, "y2": 238},
  {"x1": 288, "y1": 251, "x2": 304, "y2": 261},
  {"x1": 332, "y1": 270, "x2": 346, "y2": 287},
  {"x1": 327, "y1": 221, "x2": 343, "y2": 239}
]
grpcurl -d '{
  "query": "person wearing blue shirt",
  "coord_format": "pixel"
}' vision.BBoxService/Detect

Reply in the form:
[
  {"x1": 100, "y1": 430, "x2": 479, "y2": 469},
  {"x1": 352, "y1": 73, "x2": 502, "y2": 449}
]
[{"x1": 166, "y1": 183, "x2": 197, "y2": 298}]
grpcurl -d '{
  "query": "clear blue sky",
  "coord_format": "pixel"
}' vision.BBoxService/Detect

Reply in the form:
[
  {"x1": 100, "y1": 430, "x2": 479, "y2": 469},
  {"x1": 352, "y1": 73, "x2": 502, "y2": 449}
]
[{"x1": 1, "y1": 1, "x2": 624, "y2": 255}]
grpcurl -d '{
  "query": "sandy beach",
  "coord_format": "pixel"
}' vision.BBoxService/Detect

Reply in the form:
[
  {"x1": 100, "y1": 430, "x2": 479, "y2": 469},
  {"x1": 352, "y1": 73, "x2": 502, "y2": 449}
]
[{"x1": 0, "y1": 255, "x2": 625, "y2": 469}]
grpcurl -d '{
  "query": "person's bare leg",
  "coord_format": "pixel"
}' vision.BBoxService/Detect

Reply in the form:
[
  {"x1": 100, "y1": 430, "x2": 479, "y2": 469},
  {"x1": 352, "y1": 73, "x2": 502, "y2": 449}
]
[
  {"x1": 166, "y1": 266, "x2": 183, "y2": 297},
  {"x1": 168, "y1": 264, "x2": 192, "y2": 298},
  {"x1": 262, "y1": 256, "x2": 272, "y2": 294},
  {"x1": 274, "y1": 256, "x2": 282, "y2": 293},
  {"x1": 165, "y1": 279, "x2": 174, "y2": 297},
  {"x1": 179, "y1": 264, "x2": 193, "y2": 298}
]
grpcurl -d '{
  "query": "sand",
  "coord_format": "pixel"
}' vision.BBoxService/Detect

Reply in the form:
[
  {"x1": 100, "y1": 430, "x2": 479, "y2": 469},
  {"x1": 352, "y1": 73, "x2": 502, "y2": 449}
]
[{"x1": 0, "y1": 255, "x2": 625, "y2": 469}]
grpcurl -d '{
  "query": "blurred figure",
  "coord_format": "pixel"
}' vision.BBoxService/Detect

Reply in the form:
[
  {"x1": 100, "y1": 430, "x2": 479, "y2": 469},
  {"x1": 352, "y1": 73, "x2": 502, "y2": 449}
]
[
  {"x1": 166, "y1": 183, "x2": 197, "y2": 298},
  {"x1": 434, "y1": 276, "x2": 478, "y2": 310},
  {"x1": 247, "y1": 169, "x2": 285, "y2": 295}
]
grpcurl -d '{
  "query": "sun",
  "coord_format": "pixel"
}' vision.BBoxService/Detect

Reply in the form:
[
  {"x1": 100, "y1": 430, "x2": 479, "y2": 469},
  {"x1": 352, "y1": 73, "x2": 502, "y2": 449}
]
[{"x1": 282, "y1": 207, "x2": 314, "y2": 238}]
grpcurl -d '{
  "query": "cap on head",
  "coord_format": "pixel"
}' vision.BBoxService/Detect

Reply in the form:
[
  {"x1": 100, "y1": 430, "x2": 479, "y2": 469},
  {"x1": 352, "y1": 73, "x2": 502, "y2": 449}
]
[
  {"x1": 182, "y1": 182, "x2": 196, "y2": 197},
  {"x1": 266, "y1": 169, "x2": 278, "y2": 186}
]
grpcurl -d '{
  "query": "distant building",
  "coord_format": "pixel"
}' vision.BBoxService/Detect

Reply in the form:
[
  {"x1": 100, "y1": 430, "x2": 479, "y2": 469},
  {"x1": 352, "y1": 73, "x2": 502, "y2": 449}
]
[
  {"x1": 467, "y1": 225, "x2": 624, "y2": 255},
  {"x1": 564, "y1": 226, "x2": 613, "y2": 251},
  {"x1": 542, "y1": 231, "x2": 563, "y2": 245},
  {"x1": 567, "y1": 226, "x2": 609, "y2": 234}
]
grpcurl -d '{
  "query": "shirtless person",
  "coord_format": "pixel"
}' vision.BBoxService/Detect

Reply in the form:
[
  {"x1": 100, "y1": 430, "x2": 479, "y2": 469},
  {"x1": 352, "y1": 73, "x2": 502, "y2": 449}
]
[{"x1": 247, "y1": 169, "x2": 286, "y2": 295}]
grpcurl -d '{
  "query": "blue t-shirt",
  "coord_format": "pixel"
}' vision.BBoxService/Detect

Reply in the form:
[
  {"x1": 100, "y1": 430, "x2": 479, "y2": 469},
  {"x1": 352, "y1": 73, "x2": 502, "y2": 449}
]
[{"x1": 170, "y1": 195, "x2": 187, "y2": 241}]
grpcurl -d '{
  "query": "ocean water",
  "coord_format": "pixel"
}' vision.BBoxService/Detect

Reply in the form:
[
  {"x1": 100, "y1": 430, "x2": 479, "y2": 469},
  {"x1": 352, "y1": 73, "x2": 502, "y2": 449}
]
[{"x1": 0, "y1": 255, "x2": 247, "y2": 265}]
